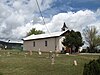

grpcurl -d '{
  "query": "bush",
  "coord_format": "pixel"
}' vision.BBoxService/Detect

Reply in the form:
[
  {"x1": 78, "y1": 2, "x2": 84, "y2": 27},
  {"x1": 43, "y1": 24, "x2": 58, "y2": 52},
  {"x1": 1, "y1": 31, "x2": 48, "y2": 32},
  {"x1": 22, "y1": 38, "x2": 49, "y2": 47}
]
[
  {"x1": 80, "y1": 49, "x2": 88, "y2": 53},
  {"x1": 0, "y1": 72, "x2": 3, "y2": 75},
  {"x1": 83, "y1": 57, "x2": 100, "y2": 75}
]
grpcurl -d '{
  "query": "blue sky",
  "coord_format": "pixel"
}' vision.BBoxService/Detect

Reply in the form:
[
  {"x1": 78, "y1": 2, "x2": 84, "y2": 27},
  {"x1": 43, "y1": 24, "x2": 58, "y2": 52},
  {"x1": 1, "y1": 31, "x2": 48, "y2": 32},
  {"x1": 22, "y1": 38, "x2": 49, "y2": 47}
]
[
  {"x1": 0, "y1": 0, "x2": 100, "y2": 41},
  {"x1": 42, "y1": 0, "x2": 100, "y2": 17}
]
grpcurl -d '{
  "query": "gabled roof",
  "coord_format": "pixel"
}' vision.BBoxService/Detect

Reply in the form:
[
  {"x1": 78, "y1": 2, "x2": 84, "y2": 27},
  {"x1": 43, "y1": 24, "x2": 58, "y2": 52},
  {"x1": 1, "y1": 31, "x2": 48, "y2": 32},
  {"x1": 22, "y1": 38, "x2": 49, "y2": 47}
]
[{"x1": 23, "y1": 31, "x2": 68, "y2": 41}]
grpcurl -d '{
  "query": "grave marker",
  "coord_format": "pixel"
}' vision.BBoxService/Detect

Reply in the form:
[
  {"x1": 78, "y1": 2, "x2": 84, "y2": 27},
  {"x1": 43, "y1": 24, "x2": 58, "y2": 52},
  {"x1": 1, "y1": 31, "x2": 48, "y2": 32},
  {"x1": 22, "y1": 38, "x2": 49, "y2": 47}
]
[
  {"x1": 51, "y1": 54, "x2": 55, "y2": 65},
  {"x1": 73, "y1": 60, "x2": 78, "y2": 66},
  {"x1": 38, "y1": 49, "x2": 42, "y2": 55}
]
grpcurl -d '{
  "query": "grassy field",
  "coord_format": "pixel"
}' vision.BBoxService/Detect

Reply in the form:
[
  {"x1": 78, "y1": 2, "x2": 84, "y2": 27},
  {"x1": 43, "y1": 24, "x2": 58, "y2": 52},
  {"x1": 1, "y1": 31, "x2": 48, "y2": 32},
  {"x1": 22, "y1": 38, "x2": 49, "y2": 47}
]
[{"x1": 0, "y1": 50, "x2": 99, "y2": 75}]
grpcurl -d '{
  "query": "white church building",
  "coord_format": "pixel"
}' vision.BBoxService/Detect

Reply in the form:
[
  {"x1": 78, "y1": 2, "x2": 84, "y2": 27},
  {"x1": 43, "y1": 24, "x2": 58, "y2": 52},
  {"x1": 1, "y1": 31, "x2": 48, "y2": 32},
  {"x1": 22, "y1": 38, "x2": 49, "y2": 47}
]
[
  {"x1": 23, "y1": 22, "x2": 69, "y2": 52},
  {"x1": 23, "y1": 30, "x2": 69, "y2": 52}
]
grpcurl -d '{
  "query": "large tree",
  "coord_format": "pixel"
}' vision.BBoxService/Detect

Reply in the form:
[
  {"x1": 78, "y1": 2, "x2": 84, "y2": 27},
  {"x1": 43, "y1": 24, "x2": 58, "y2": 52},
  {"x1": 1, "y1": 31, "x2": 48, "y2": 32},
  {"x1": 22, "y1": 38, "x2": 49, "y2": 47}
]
[
  {"x1": 62, "y1": 30, "x2": 84, "y2": 53},
  {"x1": 83, "y1": 26, "x2": 100, "y2": 52},
  {"x1": 27, "y1": 28, "x2": 45, "y2": 36}
]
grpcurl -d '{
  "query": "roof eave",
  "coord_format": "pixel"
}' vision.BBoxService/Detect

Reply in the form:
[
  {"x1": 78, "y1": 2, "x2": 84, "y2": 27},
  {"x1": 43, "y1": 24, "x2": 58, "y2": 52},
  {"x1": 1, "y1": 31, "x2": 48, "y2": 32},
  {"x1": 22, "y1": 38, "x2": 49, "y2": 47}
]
[{"x1": 23, "y1": 36, "x2": 59, "y2": 41}]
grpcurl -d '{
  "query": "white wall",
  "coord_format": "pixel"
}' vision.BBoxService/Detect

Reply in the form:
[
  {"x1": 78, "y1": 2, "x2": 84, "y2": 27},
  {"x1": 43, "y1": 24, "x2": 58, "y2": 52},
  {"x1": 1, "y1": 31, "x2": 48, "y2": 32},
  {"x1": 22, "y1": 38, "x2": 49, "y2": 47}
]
[
  {"x1": 23, "y1": 37, "x2": 62, "y2": 52},
  {"x1": 58, "y1": 36, "x2": 65, "y2": 51}
]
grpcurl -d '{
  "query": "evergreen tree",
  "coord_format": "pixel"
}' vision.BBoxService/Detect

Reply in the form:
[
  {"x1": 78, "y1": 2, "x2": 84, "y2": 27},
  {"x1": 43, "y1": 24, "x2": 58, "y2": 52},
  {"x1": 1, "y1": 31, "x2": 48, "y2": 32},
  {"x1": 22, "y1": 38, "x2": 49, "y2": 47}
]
[{"x1": 62, "y1": 30, "x2": 84, "y2": 53}]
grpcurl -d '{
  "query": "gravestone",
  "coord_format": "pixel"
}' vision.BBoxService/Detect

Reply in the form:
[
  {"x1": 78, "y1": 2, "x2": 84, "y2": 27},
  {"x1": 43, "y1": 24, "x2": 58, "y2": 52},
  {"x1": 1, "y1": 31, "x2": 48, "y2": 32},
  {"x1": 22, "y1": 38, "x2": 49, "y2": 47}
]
[
  {"x1": 51, "y1": 54, "x2": 55, "y2": 65},
  {"x1": 73, "y1": 60, "x2": 77, "y2": 66},
  {"x1": 49, "y1": 51, "x2": 52, "y2": 58},
  {"x1": 24, "y1": 52, "x2": 28, "y2": 58},
  {"x1": 29, "y1": 50, "x2": 32, "y2": 55},
  {"x1": 7, "y1": 52, "x2": 10, "y2": 56},
  {"x1": 38, "y1": 49, "x2": 42, "y2": 55}
]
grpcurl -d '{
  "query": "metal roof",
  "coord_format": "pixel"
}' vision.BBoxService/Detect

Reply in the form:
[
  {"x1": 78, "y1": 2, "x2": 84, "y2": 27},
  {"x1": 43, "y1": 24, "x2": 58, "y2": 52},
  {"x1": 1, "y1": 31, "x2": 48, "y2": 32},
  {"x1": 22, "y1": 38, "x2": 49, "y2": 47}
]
[{"x1": 23, "y1": 31, "x2": 67, "y2": 41}]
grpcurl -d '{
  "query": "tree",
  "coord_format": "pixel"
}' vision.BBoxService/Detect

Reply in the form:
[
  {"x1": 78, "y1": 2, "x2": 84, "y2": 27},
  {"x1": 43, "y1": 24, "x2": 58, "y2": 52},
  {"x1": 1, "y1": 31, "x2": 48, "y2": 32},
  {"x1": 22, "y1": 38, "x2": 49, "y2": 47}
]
[
  {"x1": 62, "y1": 30, "x2": 84, "y2": 53},
  {"x1": 27, "y1": 28, "x2": 45, "y2": 36},
  {"x1": 83, "y1": 26, "x2": 100, "y2": 52}
]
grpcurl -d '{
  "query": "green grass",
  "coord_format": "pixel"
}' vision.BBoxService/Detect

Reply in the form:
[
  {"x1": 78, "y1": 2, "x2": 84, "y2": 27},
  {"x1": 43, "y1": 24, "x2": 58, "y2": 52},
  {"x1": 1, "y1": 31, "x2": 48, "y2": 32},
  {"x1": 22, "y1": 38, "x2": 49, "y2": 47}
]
[{"x1": 0, "y1": 50, "x2": 99, "y2": 75}]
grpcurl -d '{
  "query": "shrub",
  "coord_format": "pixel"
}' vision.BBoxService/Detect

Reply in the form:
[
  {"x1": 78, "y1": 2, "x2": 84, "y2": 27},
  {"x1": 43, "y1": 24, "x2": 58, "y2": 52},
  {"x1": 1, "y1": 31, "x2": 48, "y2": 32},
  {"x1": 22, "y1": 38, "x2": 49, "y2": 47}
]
[
  {"x1": 0, "y1": 72, "x2": 3, "y2": 75},
  {"x1": 83, "y1": 57, "x2": 100, "y2": 75}
]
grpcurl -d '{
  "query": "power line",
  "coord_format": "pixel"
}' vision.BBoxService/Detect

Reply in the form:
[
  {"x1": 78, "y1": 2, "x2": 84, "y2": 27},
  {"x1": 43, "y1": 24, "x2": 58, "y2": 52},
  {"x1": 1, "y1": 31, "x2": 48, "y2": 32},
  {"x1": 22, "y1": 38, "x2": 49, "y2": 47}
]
[{"x1": 35, "y1": 0, "x2": 50, "y2": 33}]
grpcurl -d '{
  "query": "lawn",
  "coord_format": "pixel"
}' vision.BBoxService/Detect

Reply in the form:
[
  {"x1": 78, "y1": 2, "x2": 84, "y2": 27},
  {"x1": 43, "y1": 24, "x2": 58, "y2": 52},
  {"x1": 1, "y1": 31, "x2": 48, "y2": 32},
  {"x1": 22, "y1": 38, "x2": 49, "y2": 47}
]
[{"x1": 0, "y1": 50, "x2": 99, "y2": 75}]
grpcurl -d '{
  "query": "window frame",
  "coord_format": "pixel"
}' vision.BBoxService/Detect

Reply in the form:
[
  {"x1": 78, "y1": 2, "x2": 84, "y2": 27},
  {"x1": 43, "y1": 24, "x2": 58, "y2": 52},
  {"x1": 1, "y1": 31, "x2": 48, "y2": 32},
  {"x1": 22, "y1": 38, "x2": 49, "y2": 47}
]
[
  {"x1": 45, "y1": 41, "x2": 47, "y2": 47},
  {"x1": 33, "y1": 41, "x2": 35, "y2": 47}
]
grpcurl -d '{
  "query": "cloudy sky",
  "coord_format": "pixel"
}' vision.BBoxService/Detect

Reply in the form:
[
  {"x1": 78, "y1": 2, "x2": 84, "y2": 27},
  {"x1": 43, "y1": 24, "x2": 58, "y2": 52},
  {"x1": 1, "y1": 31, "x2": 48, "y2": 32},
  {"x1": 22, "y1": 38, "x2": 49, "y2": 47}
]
[{"x1": 0, "y1": 0, "x2": 100, "y2": 42}]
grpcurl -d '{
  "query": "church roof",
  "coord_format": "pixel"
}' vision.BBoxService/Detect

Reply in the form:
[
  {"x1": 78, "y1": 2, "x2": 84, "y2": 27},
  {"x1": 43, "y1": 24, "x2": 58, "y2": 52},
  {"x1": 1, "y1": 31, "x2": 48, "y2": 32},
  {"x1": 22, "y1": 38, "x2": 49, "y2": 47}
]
[{"x1": 23, "y1": 31, "x2": 68, "y2": 41}]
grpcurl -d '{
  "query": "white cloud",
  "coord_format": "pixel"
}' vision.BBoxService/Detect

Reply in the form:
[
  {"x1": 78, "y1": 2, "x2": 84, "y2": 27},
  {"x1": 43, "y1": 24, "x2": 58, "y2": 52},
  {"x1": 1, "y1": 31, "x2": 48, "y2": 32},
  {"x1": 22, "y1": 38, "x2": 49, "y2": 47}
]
[
  {"x1": 0, "y1": 0, "x2": 54, "y2": 41},
  {"x1": 0, "y1": 0, "x2": 100, "y2": 42},
  {"x1": 44, "y1": 10, "x2": 100, "y2": 33}
]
